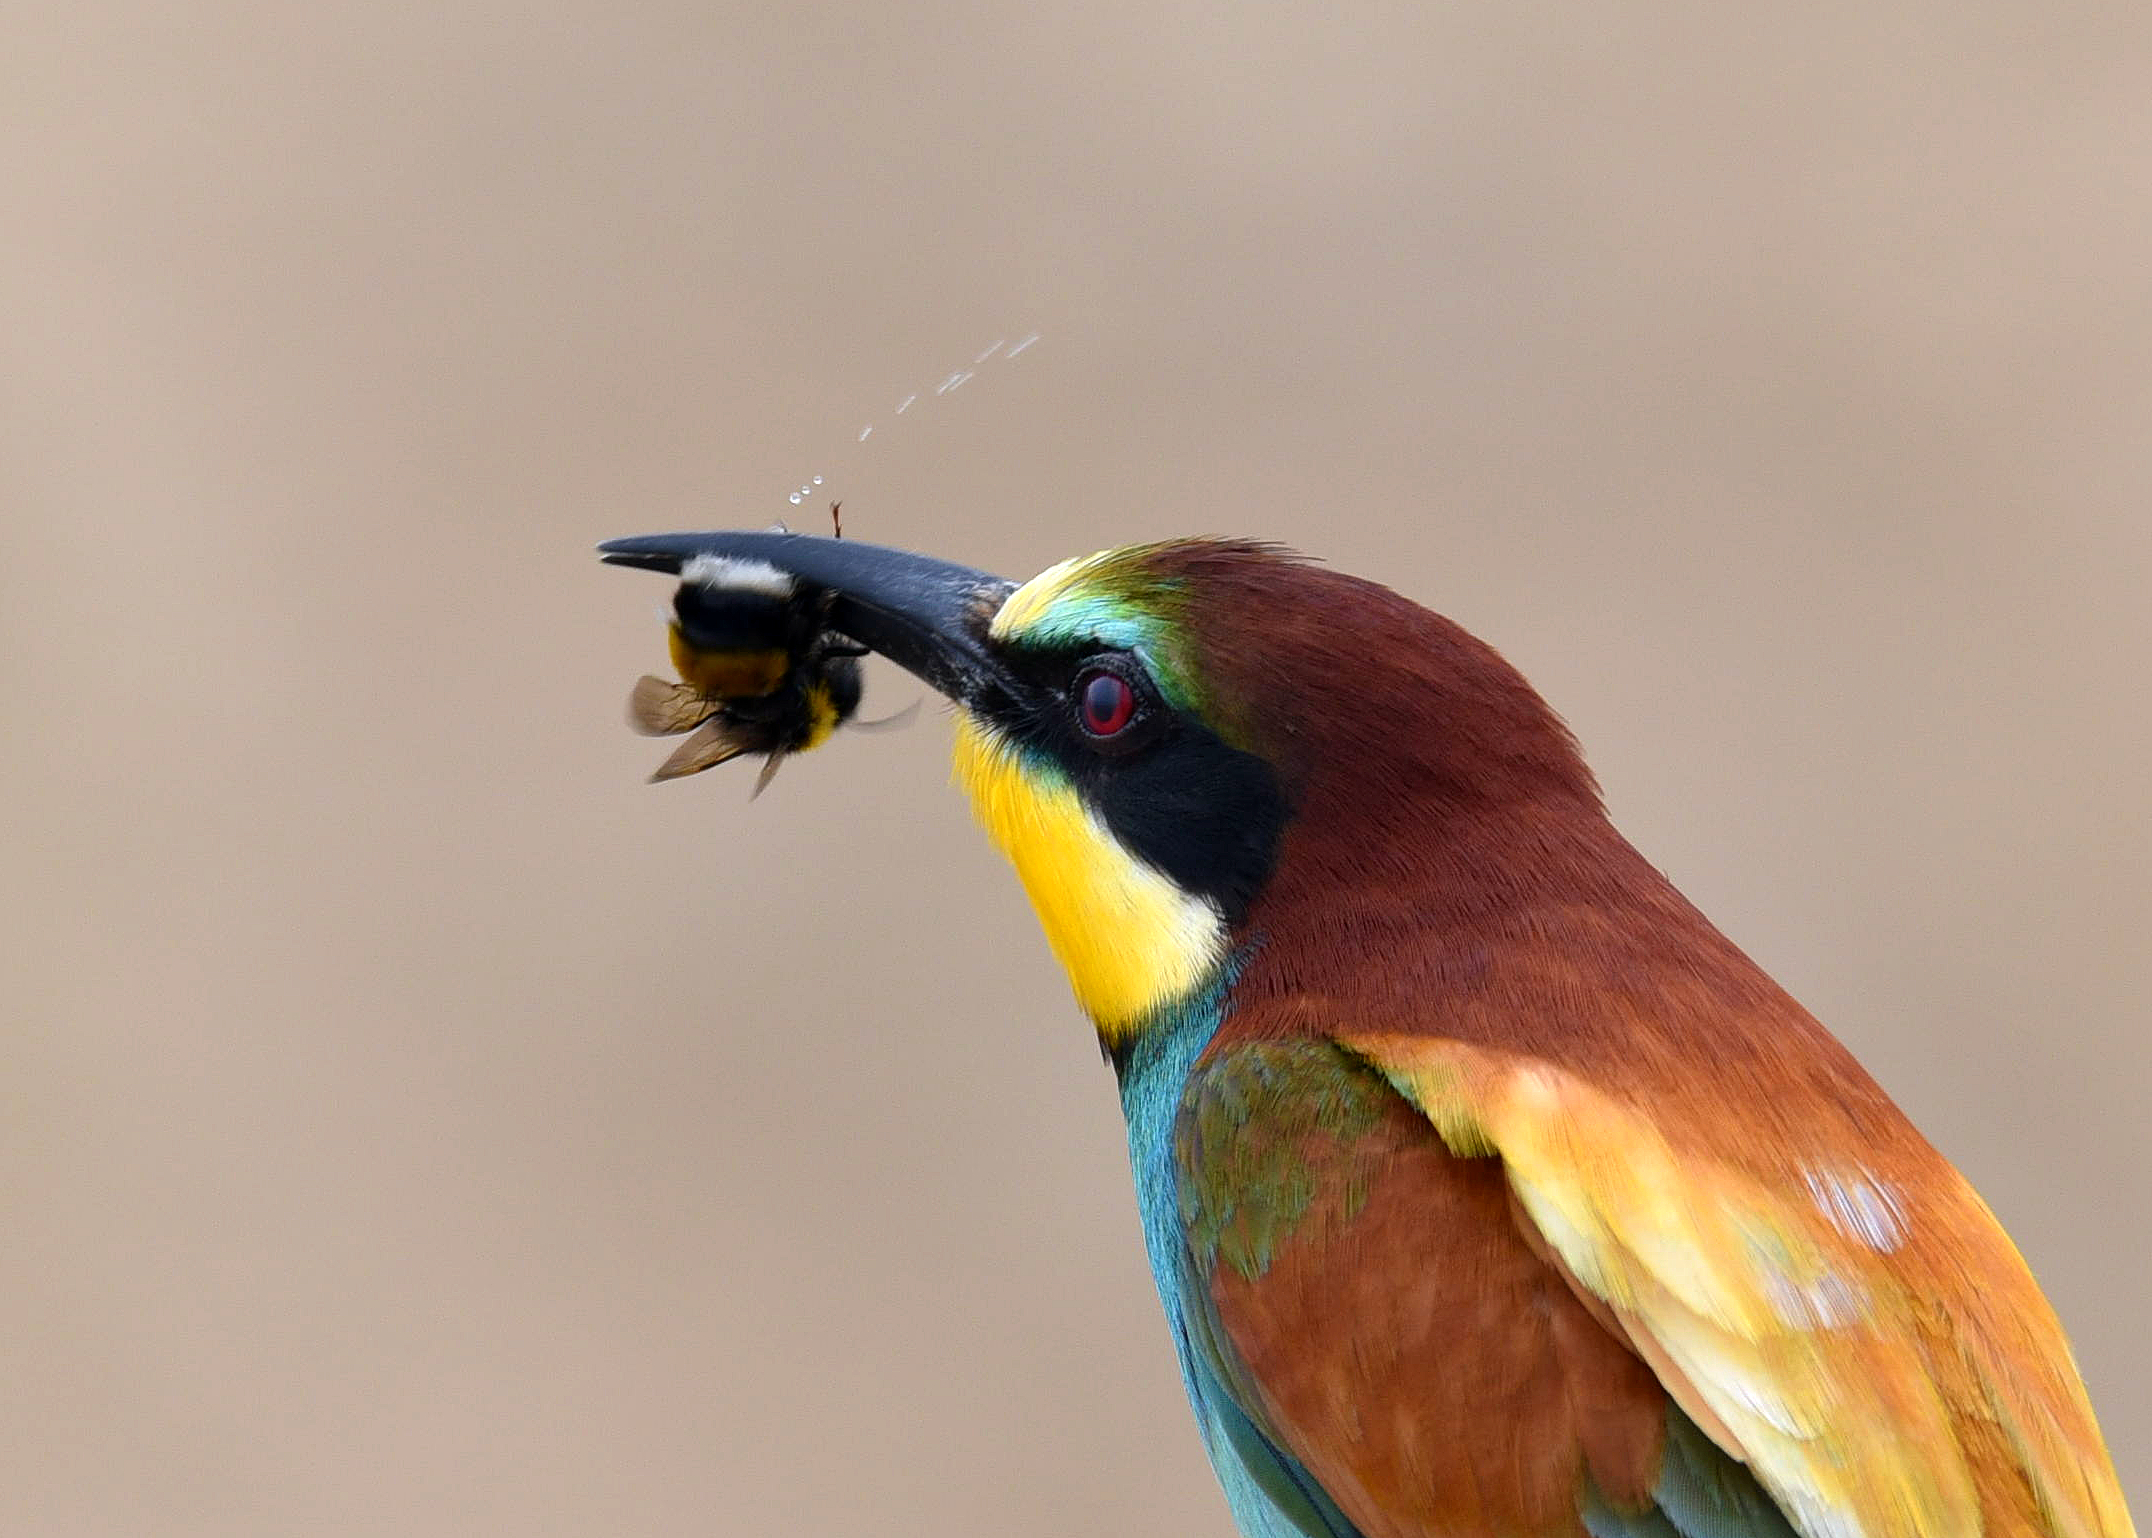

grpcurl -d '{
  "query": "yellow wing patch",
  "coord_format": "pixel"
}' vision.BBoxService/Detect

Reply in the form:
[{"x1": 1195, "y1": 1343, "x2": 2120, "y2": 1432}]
[
  {"x1": 1347, "y1": 1035, "x2": 2135, "y2": 1538},
  {"x1": 951, "y1": 715, "x2": 1225, "y2": 1040}
]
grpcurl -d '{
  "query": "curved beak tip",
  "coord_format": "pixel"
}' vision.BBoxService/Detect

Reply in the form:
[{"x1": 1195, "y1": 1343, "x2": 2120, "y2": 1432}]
[{"x1": 597, "y1": 530, "x2": 1019, "y2": 708}]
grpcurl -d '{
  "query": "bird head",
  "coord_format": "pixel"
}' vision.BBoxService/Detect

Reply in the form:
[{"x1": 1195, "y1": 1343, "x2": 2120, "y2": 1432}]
[{"x1": 601, "y1": 532, "x2": 1605, "y2": 1045}]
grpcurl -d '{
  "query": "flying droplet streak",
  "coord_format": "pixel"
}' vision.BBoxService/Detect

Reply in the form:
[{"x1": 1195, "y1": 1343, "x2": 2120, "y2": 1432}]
[
  {"x1": 830, "y1": 331, "x2": 1038, "y2": 471},
  {"x1": 788, "y1": 492, "x2": 803, "y2": 505},
  {"x1": 812, "y1": 476, "x2": 823, "y2": 486}
]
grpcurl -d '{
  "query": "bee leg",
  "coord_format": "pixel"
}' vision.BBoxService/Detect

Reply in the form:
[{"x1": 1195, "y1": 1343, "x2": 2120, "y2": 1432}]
[{"x1": 851, "y1": 698, "x2": 923, "y2": 732}]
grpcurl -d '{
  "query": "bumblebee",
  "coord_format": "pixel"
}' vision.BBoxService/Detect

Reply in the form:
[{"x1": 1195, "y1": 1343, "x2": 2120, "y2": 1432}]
[{"x1": 627, "y1": 550, "x2": 867, "y2": 794}]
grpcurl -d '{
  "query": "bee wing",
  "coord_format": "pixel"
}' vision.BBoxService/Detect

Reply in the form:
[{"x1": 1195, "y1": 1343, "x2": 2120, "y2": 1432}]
[
  {"x1": 749, "y1": 751, "x2": 786, "y2": 800},
  {"x1": 629, "y1": 675, "x2": 715, "y2": 737},
  {"x1": 649, "y1": 719, "x2": 751, "y2": 782}
]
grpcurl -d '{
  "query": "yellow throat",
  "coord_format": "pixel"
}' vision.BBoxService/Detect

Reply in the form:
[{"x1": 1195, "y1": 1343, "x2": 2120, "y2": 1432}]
[{"x1": 951, "y1": 715, "x2": 1226, "y2": 1042}]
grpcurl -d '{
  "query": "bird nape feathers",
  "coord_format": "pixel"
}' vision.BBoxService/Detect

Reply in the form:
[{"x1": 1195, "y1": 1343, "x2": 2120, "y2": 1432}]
[{"x1": 598, "y1": 530, "x2": 2134, "y2": 1538}]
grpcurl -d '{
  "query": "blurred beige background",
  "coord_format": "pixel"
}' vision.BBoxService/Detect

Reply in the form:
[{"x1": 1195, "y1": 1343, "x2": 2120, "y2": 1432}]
[{"x1": 3, "y1": 2, "x2": 2147, "y2": 1533}]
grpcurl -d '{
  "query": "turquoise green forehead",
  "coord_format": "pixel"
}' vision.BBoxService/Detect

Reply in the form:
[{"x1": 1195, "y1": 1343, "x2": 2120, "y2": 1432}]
[{"x1": 988, "y1": 544, "x2": 1209, "y2": 713}]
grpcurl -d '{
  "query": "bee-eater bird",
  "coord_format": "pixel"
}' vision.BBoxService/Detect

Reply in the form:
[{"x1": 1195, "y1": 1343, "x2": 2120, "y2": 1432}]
[{"x1": 601, "y1": 531, "x2": 2134, "y2": 1538}]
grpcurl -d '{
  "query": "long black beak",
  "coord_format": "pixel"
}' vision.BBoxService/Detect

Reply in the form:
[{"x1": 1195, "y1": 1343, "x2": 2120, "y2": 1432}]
[{"x1": 598, "y1": 531, "x2": 1020, "y2": 709}]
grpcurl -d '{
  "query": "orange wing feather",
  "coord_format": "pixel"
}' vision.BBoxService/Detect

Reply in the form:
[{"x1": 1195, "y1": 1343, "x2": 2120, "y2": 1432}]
[
  {"x1": 1179, "y1": 1039, "x2": 1679, "y2": 1538},
  {"x1": 1332, "y1": 1032, "x2": 2131, "y2": 1538}
]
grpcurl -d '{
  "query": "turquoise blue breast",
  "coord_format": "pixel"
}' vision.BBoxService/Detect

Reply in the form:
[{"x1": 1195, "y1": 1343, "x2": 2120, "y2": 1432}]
[{"x1": 1113, "y1": 975, "x2": 1365, "y2": 1538}]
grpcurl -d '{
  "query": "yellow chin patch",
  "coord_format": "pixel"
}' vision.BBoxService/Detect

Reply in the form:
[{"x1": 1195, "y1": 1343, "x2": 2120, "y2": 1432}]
[{"x1": 952, "y1": 715, "x2": 1226, "y2": 1042}]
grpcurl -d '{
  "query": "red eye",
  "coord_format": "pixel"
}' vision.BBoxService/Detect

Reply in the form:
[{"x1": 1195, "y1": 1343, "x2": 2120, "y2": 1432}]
[{"x1": 1077, "y1": 669, "x2": 1137, "y2": 737}]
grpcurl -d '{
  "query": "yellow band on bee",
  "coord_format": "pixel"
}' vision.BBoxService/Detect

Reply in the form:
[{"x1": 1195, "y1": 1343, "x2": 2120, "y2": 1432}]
[
  {"x1": 799, "y1": 680, "x2": 841, "y2": 752},
  {"x1": 951, "y1": 714, "x2": 1225, "y2": 1040},
  {"x1": 669, "y1": 632, "x2": 789, "y2": 699}
]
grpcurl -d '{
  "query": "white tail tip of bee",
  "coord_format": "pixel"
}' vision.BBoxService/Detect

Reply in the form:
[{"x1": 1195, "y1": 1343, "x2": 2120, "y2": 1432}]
[{"x1": 679, "y1": 554, "x2": 796, "y2": 597}]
